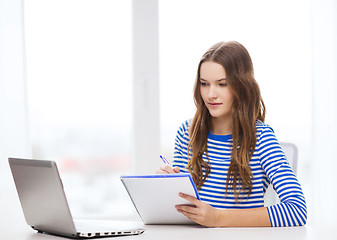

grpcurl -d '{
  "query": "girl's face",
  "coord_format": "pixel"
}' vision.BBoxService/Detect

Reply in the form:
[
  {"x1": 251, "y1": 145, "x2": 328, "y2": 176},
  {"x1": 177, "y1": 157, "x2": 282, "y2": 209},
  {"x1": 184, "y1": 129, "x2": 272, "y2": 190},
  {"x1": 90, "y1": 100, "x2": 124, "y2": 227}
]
[{"x1": 199, "y1": 61, "x2": 234, "y2": 122}]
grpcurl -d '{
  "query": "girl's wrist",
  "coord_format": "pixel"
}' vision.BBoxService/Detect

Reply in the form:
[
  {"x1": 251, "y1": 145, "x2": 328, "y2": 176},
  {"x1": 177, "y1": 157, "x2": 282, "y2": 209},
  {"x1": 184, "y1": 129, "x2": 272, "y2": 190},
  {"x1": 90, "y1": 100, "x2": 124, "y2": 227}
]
[{"x1": 214, "y1": 209, "x2": 229, "y2": 227}]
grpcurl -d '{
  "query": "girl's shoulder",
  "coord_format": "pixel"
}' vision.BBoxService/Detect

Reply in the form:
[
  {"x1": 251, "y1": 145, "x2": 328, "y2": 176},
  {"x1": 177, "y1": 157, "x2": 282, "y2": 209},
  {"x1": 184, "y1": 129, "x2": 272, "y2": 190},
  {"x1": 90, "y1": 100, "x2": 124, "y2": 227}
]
[
  {"x1": 256, "y1": 120, "x2": 275, "y2": 133},
  {"x1": 175, "y1": 119, "x2": 196, "y2": 141},
  {"x1": 177, "y1": 119, "x2": 192, "y2": 135},
  {"x1": 256, "y1": 120, "x2": 272, "y2": 129}
]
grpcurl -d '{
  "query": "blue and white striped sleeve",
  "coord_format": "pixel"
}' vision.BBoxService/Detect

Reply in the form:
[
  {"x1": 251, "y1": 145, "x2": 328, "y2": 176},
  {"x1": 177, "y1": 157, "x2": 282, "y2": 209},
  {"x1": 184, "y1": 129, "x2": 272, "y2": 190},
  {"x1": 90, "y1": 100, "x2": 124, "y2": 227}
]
[
  {"x1": 258, "y1": 125, "x2": 307, "y2": 227},
  {"x1": 172, "y1": 120, "x2": 190, "y2": 173}
]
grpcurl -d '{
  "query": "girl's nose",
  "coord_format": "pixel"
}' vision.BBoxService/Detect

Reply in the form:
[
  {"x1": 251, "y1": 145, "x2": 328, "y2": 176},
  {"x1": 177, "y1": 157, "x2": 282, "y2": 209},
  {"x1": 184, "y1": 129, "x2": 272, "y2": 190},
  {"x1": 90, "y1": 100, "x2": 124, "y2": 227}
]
[{"x1": 208, "y1": 85, "x2": 218, "y2": 99}]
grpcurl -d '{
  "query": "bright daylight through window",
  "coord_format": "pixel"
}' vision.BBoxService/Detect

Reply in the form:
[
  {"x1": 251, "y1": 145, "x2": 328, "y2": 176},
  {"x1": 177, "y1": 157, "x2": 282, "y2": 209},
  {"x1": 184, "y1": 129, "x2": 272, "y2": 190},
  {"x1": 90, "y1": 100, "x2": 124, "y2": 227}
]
[{"x1": 24, "y1": 0, "x2": 134, "y2": 218}]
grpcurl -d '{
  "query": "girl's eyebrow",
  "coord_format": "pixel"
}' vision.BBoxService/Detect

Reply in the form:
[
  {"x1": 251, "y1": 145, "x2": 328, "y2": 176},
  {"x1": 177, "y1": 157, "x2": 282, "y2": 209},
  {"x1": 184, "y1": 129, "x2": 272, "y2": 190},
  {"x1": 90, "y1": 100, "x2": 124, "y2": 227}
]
[{"x1": 199, "y1": 78, "x2": 227, "y2": 82}]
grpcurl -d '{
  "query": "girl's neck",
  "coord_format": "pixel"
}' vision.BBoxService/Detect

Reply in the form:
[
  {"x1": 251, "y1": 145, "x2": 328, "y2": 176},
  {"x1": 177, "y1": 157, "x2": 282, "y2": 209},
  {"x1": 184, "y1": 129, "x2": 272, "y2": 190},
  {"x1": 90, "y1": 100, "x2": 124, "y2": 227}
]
[{"x1": 210, "y1": 117, "x2": 233, "y2": 135}]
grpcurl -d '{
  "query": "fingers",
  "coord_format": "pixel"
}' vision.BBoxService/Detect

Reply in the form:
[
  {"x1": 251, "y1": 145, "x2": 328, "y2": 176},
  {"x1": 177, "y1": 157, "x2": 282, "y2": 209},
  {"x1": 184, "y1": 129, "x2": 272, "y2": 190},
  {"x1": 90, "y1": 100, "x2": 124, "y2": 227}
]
[
  {"x1": 176, "y1": 205, "x2": 198, "y2": 215},
  {"x1": 175, "y1": 203, "x2": 200, "y2": 223},
  {"x1": 156, "y1": 165, "x2": 178, "y2": 174},
  {"x1": 178, "y1": 192, "x2": 200, "y2": 206},
  {"x1": 161, "y1": 165, "x2": 175, "y2": 173},
  {"x1": 155, "y1": 166, "x2": 170, "y2": 174},
  {"x1": 176, "y1": 194, "x2": 210, "y2": 226},
  {"x1": 175, "y1": 193, "x2": 201, "y2": 219}
]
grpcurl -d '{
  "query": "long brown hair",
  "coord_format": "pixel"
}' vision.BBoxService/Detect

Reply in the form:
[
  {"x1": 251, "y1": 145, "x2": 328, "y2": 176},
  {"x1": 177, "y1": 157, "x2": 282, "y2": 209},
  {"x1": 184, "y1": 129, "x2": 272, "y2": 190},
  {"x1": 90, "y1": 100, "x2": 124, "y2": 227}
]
[{"x1": 187, "y1": 41, "x2": 265, "y2": 198}]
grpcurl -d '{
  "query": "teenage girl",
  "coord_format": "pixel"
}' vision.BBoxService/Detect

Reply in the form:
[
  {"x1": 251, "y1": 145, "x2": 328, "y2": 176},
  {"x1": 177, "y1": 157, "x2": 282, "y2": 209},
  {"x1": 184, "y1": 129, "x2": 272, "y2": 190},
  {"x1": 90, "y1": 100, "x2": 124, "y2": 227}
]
[{"x1": 157, "y1": 41, "x2": 307, "y2": 227}]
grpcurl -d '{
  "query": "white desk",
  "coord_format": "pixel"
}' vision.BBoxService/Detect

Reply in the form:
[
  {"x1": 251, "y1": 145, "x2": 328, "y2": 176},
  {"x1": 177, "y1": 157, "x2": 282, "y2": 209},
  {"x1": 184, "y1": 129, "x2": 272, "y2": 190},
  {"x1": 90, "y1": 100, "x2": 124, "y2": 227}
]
[
  {"x1": 1, "y1": 173, "x2": 336, "y2": 240},
  {"x1": 1, "y1": 198, "x2": 336, "y2": 240},
  {"x1": 3, "y1": 222, "x2": 337, "y2": 240}
]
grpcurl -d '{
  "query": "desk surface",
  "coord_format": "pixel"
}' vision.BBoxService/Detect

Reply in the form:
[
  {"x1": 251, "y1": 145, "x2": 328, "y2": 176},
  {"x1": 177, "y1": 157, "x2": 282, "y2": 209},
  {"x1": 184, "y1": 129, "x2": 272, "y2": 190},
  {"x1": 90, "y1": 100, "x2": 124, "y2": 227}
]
[
  {"x1": 3, "y1": 223, "x2": 337, "y2": 240},
  {"x1": 1, "y1": 201, "x2": 336, "y2": 240},
  {"x1": 1, "y1": 173, "x2": 336, "y2": 240},
  {"x1": 1, "y1": 194, "x2": 336, "y2": 240}
]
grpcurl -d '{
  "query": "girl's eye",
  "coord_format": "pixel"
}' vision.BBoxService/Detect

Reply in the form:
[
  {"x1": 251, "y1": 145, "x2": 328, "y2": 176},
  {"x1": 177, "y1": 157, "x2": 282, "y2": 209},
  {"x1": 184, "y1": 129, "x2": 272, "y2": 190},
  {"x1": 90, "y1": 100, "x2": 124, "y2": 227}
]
[
  {"x1": 200, "y1": 82, "x2": 208, "y2": 86},
  {"x1": 219, "y1": 83, "x2": 228, "y2": 87}
]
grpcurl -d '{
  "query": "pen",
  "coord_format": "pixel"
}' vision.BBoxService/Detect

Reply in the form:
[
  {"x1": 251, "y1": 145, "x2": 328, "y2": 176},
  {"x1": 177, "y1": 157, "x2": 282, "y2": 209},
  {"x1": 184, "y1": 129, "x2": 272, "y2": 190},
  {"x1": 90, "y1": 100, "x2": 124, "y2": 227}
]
[{"x1": 160, "y1": 155, "x2": 170, "y2": 165}]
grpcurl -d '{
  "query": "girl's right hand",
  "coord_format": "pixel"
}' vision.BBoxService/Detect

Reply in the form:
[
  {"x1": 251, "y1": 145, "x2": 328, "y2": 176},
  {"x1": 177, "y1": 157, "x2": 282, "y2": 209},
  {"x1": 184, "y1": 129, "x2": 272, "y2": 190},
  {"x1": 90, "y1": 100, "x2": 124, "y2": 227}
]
[{"x1": 156, "y1": 165, "x2": 180, "y2": 174}]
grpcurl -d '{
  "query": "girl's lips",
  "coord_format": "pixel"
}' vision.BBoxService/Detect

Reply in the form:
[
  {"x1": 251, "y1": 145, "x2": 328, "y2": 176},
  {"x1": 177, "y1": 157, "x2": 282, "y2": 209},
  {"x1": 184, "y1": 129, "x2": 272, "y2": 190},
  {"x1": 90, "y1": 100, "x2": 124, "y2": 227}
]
[{"x1": 209, "y1": 103, "x2": 222, "y2": 107}]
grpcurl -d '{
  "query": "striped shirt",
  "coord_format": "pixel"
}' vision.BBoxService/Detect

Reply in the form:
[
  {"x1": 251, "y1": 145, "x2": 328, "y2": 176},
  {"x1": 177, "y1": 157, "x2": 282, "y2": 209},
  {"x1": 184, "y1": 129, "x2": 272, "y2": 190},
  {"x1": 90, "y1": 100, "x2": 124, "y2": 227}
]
[{"x1": 172, "y1": 120, "x2": 307, "y2": 227}]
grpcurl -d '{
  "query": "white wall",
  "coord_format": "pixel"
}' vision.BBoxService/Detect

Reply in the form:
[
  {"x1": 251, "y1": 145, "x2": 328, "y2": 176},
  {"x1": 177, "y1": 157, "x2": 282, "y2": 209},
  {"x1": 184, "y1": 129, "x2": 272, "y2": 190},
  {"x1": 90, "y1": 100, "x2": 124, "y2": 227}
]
[{"x1": 311, "y1": 0, "x2": 337, "y2": 226}]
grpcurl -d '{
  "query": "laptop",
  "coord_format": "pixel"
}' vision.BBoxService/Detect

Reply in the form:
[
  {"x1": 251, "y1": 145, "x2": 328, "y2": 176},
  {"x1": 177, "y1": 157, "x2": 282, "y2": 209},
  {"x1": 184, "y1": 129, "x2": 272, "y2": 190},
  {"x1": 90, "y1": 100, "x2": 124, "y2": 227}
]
[{"x1": 8, "y1": 158, "x2": 145, "y2": 238}]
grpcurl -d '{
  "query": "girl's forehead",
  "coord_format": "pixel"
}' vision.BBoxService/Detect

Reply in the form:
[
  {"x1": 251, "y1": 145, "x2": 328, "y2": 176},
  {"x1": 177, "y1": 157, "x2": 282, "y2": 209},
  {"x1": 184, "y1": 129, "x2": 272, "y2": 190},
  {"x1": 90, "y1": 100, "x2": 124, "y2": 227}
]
[{"x1": 200, "y1": 62, "x2": 226, "y2": 80}]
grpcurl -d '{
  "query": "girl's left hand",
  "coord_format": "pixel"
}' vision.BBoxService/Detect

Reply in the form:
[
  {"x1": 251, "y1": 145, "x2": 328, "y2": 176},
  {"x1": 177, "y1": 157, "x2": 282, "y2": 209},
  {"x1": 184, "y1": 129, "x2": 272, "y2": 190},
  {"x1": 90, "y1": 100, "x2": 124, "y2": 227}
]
[{"x1": 175, "y1": 193, "x2": 221, "y2": 227}]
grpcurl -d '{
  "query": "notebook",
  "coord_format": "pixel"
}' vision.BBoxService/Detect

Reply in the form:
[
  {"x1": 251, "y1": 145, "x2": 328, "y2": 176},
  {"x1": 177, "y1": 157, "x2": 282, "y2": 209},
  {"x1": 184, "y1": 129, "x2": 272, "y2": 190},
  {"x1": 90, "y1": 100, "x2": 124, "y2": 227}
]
[
  {"x1": 120, "y1": 173, "x2": 200, "y2": 224},
  {"x1": 8, "y1": 158, "x2": 145, "y2": 238}
]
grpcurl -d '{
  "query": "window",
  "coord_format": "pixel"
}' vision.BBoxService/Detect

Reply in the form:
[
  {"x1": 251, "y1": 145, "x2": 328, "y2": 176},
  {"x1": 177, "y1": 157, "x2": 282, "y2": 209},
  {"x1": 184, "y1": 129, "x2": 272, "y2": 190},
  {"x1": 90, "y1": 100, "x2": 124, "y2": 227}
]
[{"x1": 25, "y1": 0, "x2": 135, "y2": 217}]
